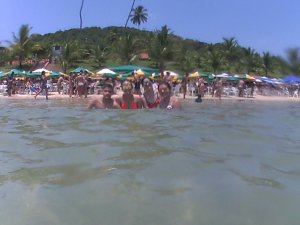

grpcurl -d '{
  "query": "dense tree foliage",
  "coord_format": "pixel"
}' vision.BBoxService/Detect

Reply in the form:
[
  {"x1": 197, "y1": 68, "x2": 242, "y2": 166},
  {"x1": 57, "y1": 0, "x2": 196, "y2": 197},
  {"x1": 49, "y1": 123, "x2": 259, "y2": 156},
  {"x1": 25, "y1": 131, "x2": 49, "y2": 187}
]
[{"x1": 1, "y1": 25, "x2": 299, "y2": 77}]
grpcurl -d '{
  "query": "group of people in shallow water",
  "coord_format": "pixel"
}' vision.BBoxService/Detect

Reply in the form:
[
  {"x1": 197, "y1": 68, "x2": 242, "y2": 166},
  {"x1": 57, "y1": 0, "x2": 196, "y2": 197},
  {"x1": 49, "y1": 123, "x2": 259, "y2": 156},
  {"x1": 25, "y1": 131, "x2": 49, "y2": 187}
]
[{"x1": 87, "y1": 79, "x2": 182, "y2": 110}]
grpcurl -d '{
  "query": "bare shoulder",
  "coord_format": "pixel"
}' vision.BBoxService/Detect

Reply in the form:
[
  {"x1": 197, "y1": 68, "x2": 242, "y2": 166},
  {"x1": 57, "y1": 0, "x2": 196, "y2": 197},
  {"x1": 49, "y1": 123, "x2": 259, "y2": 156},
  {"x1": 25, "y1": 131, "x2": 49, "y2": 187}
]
[
  {"x1": 171, "y1": 96, "x2": 182, "y2": 109},
  {"x1": 87, "y1": 96, "x2": 102, "y2": 109}
]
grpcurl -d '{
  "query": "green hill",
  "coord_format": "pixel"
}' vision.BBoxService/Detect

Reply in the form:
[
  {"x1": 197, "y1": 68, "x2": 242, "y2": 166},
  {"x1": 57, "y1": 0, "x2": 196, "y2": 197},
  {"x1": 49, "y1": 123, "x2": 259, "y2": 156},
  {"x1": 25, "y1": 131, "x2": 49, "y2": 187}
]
[{"x1": 0, "y1": 26, "x2": 292, "y2": 77}]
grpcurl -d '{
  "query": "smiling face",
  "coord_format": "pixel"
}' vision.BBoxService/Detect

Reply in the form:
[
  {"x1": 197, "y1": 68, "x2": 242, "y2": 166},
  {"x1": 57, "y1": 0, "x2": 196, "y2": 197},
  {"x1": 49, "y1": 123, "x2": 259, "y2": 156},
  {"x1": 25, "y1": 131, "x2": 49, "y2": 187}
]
[
  {"x1": 103, "y1": 86, "x2": 113, "y2": 99},
  {"x1": 158, "y1": 83, "x2": 171, "y2": 98},
  {"x1": 122, "y1": 81, "x2": 133, "y2": 94}
]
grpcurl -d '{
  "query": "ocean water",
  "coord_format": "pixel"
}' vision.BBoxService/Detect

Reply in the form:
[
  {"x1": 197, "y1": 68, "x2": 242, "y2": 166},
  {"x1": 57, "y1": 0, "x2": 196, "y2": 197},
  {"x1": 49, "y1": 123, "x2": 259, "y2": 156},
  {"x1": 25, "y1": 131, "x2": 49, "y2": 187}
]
[{"x1": 0, "y1": 98, "x2": 300, "y2": 225}]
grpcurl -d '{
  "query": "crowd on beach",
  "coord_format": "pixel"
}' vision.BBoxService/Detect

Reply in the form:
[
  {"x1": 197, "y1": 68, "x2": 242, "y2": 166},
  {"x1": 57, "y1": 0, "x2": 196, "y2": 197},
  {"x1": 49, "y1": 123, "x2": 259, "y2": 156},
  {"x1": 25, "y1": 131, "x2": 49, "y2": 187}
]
[{"x1": 1, "y1": 70, "x2": 300, "y2": 109}]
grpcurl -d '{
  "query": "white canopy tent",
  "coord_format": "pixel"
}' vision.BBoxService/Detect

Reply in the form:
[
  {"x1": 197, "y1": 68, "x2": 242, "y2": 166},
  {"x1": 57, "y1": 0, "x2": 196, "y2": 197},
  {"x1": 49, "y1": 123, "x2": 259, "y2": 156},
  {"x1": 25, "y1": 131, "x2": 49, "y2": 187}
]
[{"x1": 96, "y1": 68, "x2": 116, "y2": 75}]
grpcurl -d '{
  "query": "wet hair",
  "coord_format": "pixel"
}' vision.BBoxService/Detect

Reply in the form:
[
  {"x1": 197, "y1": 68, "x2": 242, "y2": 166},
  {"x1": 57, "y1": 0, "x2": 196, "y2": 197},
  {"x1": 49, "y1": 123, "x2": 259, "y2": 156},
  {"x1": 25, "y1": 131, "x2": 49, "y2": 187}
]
[
  {"x1": 102, "y1": 83, "x2": 113, "y2": 91},
  {"x1": 41, "y1": 71, "x2": 45, "y2": 75},
  {"x1": 143, "y1": 78, "x2": 152, "y2": 85},
  {"x1": 158, "y1": 81, "x2": 171, "y2": 90},
  {"x1": 122, "y1": 80, "x2": 133, "y2": 88}
]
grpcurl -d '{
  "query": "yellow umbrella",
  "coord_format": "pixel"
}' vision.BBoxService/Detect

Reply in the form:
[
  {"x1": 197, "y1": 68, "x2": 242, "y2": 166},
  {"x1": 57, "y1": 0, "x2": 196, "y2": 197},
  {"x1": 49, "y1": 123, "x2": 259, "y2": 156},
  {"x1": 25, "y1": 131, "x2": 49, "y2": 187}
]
[
  {"x1": 246, "y1": 74, "x2": 255, "y2": 81},
  {"x1": 188, "y1": 71, "x2": 200, "y2": 79},
  {"x1": 135, "y1": 69, "x2": 145, "y2": 76}
]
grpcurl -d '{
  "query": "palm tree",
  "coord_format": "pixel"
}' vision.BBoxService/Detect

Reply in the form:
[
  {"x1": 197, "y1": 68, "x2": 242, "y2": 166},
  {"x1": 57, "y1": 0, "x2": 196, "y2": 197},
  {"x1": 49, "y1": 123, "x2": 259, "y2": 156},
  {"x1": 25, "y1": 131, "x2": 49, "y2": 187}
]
[
  {"x1": 178, "y1": 47, "x2": 197, "y2": 73},
  {"x1": 60, "y1": 41, "x2": 79, "y2": 73},
  {"x1": 93, "y1": 45, "x2": 109, "y2": 68},
  {"x1": 125, "y1": 0, "x2": 136, "y2": 28},
  {"x1": 148, "y1": 25, "x2": 172, "y2": 73},
  {"x1": 222, "y1": 37, "x2": 239, "y2": 72},
  {"x1": 207, "y1": 44, "x2": 223, "y2": 74},
  {"x1": 286, "y1": 48, "x2": 300, "y2": 75},
  {"x1": 130, "y1": 5, "x2": 148, "y2": 29},
  {"x1": 242, "y1": 47, "x2": 260, "y2": 74},
  {"x1": 262, "y1": 52, "x2": 273, "y2": 76},
  {"x1": 80, "y1": 0, "x2": 85, "y2": 29},
  {"x1": 8, "y1": 24, "x2": 32, "y2": 69},
  {"x1": 115, "y1": 34, "x2": 138, "y2": 64}
]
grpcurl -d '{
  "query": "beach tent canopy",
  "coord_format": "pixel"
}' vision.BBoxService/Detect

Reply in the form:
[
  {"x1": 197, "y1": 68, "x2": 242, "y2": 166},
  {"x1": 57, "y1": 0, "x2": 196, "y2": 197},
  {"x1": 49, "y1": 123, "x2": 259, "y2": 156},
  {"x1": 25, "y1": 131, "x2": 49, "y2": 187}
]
[
  {"x1": 109, "y1": 65, "x2": 159, "y2": 77},
  {"x1": 282, "y1": 75, "x2": 300, "y2": 84},
  {"x1": 32, "y1": 68, "x2": 50, "y2": 73},
  {"x1": 96, "y1": 68, "x2": 116, "y2": 75},
  {"x1": 0, "y1": 71, "x2": 6, "y2": 80},
  {"x1": 216, "y1": 73, "x2": 229, "y2": 78},
  {"x1": 71, "y1": 67, "x2": 94, "y2": 75},
  {"x1": 5, "y1": 69, "x2": 27, "y2": 77},
  {"x1": 239, "y1": 74, "x2": 256, "y2": 81},
  {"x1": 188, "y1": 71, "x2": 199, "y2": 79}
]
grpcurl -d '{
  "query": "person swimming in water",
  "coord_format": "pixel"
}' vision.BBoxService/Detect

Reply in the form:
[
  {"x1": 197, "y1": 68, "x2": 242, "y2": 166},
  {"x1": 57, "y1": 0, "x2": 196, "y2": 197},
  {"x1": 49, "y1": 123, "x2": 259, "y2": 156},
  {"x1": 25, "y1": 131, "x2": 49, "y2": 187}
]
[
  {"x1": 158, "y1": 81, "x2": 182, "y2": 109},
  {"x1": 114, "y1": 80, "x2": 147, "y2": 109},
  {"x1": 143, "y1": 78, "x2": 160, "y2": 108},
  {"x1": 87, "y1": 83, "x2": 120, "y2": 109}
]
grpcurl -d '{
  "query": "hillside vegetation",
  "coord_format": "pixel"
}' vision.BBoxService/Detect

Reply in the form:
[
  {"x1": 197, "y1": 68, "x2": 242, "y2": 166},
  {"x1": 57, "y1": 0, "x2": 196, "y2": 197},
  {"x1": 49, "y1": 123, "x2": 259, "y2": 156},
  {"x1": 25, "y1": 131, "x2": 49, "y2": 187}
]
[{"x1": 0, "y1": 26, "x2": 297, "y2": 77}]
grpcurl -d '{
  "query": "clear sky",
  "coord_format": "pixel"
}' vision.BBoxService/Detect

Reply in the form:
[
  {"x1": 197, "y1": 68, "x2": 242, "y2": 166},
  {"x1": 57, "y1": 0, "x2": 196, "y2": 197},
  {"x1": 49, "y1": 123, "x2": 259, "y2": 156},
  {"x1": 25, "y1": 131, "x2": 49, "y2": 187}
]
[{"x1": 1, "y1": 0, "x2": 299, "y2": 57}]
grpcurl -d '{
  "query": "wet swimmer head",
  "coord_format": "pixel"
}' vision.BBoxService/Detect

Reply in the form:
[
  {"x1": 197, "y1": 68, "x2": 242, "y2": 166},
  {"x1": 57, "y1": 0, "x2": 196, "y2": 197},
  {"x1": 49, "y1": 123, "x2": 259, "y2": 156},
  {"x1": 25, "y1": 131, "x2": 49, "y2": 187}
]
[
  {"x1": 87, "y1": 84, "x2": 120, "y2": 109},
  {"x1": 158, "y1": 81, "x2": 182, "y2": 110},
  {"x1": 122, "y1": 80, "x2": 134, "y2": 94},
  {"x1": 102, "y1": 83, "x2": 114, "y2": 99}
]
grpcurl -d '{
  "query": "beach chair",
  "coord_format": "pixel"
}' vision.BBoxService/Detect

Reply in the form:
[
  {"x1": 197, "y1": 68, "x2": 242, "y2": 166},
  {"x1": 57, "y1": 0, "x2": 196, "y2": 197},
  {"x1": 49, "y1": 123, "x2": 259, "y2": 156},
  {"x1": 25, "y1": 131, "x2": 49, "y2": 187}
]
[
  {"x1": 0, "y1": 84, "x2": 7, "y2": 95},
  {"x1": 173, "y1": 83, "x2": 181, "y2": 96}
]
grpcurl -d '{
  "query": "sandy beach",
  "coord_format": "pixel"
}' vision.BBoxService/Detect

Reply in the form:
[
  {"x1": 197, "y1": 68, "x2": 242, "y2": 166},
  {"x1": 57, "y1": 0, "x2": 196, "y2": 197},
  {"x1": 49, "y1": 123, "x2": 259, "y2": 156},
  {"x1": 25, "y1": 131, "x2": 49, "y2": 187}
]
[{"x1": 1, "y1": 92, "x2": 300, "y2": 102}]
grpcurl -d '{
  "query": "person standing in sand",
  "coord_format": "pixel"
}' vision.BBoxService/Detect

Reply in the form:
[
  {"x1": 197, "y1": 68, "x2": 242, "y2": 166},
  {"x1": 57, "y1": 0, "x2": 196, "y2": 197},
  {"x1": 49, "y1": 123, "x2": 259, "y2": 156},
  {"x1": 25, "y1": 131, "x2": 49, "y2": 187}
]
[
  {"x1": 181, "y1": 73, "x2": 188, "y2": 99},
  {"x1": 87, "y1": 84, "x2": 120, "y2": 109},
  {"x1": 34, "y1": 71, "x2": 48, "y2": 100},
  {"x1": 238, "y1": 79, "x2": 245, "y2": 97},
  {"x1": 75, "y1": 72, "x2": 87, "y2": 98},
  {"x1": 57, "y1": 74, "x2": 64, "y2": 95}
]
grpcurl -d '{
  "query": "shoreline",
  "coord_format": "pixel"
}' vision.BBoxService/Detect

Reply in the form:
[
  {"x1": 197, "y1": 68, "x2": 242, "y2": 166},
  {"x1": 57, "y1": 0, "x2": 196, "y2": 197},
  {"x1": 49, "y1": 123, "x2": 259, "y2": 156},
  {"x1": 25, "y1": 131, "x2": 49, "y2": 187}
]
[{"x1": 1, "y1": 92, "x2": 300, "y2": 102}]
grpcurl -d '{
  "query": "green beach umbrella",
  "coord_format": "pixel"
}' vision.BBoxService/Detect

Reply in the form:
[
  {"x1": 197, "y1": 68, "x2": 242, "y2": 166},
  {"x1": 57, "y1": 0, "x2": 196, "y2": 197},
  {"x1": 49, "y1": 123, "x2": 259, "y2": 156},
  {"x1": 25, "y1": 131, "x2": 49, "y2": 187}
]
[
  {"x1": 6, "y1": 69, "x2": 27, "y2": 77},
  {"x1": 70, "y1": 67, "x2": 94, "y2": 75},
  {"x1": 109, "y1": 65, "x2": 159, "y2": 76},
  {"x1": 0, "y1": 71, "x2": 7, "y2": 80}
]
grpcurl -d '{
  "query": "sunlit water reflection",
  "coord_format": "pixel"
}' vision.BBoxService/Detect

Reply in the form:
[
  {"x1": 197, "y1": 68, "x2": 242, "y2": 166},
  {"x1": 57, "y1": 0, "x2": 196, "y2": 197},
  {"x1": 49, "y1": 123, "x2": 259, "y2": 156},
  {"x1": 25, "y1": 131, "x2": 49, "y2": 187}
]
[{"x1": 1, "y1": 98, "x2": 300, "y2": 225}]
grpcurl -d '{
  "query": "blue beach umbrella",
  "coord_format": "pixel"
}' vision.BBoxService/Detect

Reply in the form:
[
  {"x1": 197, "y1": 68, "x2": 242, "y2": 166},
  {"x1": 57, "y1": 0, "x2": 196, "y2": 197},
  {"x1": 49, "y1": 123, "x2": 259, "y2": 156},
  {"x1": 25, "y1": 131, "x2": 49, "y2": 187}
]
[{"x1": 282, "y1": 75, "x2": 300, "y2": 84}]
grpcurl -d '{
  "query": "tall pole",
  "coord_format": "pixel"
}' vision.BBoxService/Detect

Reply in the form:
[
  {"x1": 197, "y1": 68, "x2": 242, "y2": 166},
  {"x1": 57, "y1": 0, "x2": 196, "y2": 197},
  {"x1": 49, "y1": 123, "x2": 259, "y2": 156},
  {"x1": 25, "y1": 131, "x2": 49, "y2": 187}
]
[
  {"x1": 125, "y1": 0, "x2": 136, "y2": 28},
  {"x1": 80, "y1": 0, "x2": 85, "y2": 29}
]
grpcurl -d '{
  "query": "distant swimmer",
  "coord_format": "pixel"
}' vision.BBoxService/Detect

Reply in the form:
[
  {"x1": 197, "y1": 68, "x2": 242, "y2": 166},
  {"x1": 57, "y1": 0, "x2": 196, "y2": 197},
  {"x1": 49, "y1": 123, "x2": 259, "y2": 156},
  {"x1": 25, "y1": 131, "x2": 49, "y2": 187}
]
[
  {"x1": 158, "y1": 81, "x2": 182, "y2": 109},
  {"x1": 87, "y1": 84, "x2": 120, "y2": 109}
]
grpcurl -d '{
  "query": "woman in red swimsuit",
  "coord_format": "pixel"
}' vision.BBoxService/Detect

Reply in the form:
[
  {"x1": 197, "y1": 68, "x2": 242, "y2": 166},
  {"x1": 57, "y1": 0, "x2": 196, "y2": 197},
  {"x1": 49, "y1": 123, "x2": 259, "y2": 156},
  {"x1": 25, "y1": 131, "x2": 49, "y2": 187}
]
[
  {"x1": 158, "y1": 81, "x2": 182, "y2": 110},
  {"x1": 114, "y1": 80, "x2": 147, "y2": 109},
  {"x1": 143, "y1": 78, "x2": 160, "y2": 108}
]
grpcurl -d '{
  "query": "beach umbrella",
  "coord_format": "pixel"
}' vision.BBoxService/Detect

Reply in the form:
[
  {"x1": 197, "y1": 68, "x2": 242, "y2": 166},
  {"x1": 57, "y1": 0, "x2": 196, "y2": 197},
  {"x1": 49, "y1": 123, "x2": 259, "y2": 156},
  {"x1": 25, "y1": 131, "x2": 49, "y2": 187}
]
[
  {"x1": 96, "y1": 68, "x2": 116, "y2": 75},
  {"x1": 216, "y1": 73, "x2": 229, "y2": 78},
  {"x1": 282, "y1": 75, "x2": 300, "y2": 84},
  {"x1": 188, "y1": 71, "x2": 200, "y2": 79},
  {"x1": 49, "y1": 71, "x2": 63, "y2": 77},
  {"x1": 32, "y1": 68, "x2": 50, "y2": 73},
  {"x1": 24, "y1": 71, "x2": 40, "y2": 78},
  {"x1": 0, "y1": 71, "x2": 7, "y2": 80},
  {"x1": 135, "y1": 69, "x2": 145, "y2": 76},
  {"x1": 109, "y1": 65, "x2": 159, "y2": 76},
  {"x1": 5, "y1": 69, "x2": 27, "y2": 77},
  {"x1": 71, "y1": 67, "x2": 94, "y2": 75},
  {"x1": 163, "y1": 70, "x2": 178, "y2": 77}
]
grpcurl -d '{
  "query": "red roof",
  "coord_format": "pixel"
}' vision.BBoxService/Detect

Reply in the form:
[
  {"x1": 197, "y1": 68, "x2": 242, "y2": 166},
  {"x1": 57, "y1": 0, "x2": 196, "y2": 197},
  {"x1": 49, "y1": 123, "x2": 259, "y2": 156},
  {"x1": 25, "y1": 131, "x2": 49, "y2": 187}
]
[{"x1": 138, "y1": 53, "x2": 150, "y2": 60}]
